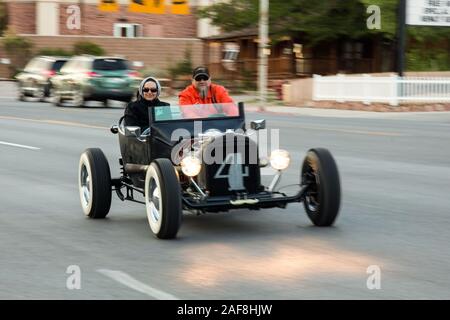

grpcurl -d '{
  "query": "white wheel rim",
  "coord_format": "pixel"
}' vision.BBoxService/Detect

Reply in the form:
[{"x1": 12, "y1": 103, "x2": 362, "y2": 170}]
[
  {"x1": 145, "y1": 164, "x2": 163, "y2": 235},
  {"x1": 78, "y1": 153, "x2": 93, "y2": 215},
  {"x1": 303, "y1": 159, "x2": 320, "y2": 213}
]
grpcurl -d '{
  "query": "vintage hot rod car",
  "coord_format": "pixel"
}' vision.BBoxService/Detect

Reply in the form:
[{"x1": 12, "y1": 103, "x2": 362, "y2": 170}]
[{"x1": 78, "y1": 102, "x2": 341, "y2": 239}]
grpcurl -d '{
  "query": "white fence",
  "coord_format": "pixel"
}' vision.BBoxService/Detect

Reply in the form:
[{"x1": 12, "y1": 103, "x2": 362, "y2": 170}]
[{"x1": 313, "y1": 74, "x2": 450, "y2": 106}]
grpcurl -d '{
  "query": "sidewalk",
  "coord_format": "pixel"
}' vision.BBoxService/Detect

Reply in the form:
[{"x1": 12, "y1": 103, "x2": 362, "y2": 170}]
[{"x1": 2, "y1": 79, "x2": 449, "y2": 117}]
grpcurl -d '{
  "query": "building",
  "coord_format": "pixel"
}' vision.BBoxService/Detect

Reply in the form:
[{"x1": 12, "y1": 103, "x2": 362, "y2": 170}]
[
  {"x1": 204, "y1": 27, "x2": 396, "y2": 80},
  {"x1": 1, "y1": 0, "x2": 222, "y2": 78}
]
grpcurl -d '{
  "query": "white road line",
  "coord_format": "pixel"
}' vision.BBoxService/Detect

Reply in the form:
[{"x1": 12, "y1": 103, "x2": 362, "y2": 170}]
[
  {"x1": 0, "y1": 116, "x2": 108, "y2": 130},
  {"x1": 0, "y1": 141, "x2": 40, "y2": 150},
  {"x1": 97, "y1": 269, "x2": 179, "y2": 300}
]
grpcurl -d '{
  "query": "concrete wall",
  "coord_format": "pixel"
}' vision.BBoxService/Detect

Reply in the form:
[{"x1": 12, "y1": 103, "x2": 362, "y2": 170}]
[{"x1": 282, "y1": 78, "x2": 313, "y2": 105}]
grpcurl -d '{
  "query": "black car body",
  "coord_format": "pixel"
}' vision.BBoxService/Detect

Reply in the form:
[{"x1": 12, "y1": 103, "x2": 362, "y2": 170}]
[{"x1": 78, "y1": 102, "x2": 341, "y2": 239}]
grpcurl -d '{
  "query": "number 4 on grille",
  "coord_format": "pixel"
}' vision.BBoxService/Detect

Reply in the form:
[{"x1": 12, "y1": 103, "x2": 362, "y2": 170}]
[{"x1": 214, "y1": 153, "x2": 249, "y2": 191}]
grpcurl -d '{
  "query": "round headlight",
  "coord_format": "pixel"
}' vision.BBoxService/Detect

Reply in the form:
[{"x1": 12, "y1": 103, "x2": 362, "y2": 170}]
[
  {"x1": 270, "y1": 149, "x2": 291, "y2": 171},
  {"x1": 180, "y1": 155, "x2": 202, "y2": 177}
]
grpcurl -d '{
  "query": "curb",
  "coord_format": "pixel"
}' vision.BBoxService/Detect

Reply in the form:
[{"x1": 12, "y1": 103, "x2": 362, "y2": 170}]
[{"x1": 244, "y1": 102, "x2": 450, "y2": 113}]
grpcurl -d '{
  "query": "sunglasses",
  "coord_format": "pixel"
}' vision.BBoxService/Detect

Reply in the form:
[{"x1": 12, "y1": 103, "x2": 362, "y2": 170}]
[
  {"x1": 143, "y1": 87, "x2": 158, "y2": 93},
  {"x1": 195, "y1": 75, "x2": 209, "y2": 82}
]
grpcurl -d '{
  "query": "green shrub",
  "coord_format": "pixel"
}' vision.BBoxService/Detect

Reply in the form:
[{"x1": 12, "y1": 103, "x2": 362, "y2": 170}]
[
  {"x1": 2, "y1": 31, "x2": 33, "y2": 77},
  {"x1": 168, "y1": 48, "x2": 193, "y2": 79},
  {"x1": 37, "y1": 48, "x2": 72, "y2": 57},
  {"x1": 407, "y1": 47, "x2": 450, "y2": 71},
  {"x1": 73, "y1": 41, "x2": 105, "y2": 56}
]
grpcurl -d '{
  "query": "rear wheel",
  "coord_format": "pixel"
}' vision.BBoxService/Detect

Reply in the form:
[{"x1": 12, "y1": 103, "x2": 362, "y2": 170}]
[
  {"x1": 301, "y1": 148, "x2": 341, "y2": 226},
  {"x1": 145, "y1": 158, "x2": 182, "y2": 239},
  {"x1": 78, "y1": 148, "x2": 112, "y2": 219}
]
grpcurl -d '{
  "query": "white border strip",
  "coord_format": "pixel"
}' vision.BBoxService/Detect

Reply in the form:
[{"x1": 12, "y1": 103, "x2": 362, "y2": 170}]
[
  {"x1": 97, "y1": 269, "x2": 179, "y2": 300},
  {"x1": 0, "y1": 141, "x2": 40, "y2": 150}
]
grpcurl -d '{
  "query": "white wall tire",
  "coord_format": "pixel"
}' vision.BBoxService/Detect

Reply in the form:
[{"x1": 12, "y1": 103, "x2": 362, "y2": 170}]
[
  {"x1": 78, "y1": 148, "x2": 112, "y2": 219},
  {"x1": 145, "y1": 159, "x2": 182, "y2": 239}
]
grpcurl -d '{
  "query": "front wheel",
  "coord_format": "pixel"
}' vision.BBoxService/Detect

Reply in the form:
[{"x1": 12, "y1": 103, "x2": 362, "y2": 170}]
[
  {"x1": 35, "y1": 86, "x2": 46, "y2": 102},
  {"x1": 73, "y1": 90, "x2": 85, "y2": 107},
  {"x1": 301, "y1": 148, "x2": 341, "y2": 226},
  {"x1": 53, "y1": 91, "x2": 64, "y2": 107},
  {"x1": 145, "y1": 158, "x2": 182, "y2": 239},
  {"x1": 78, "y1": 148, "x2": 112, "y2": 219}
]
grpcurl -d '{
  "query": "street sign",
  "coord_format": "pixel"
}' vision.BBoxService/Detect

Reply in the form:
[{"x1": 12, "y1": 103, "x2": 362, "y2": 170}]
[
  {"x1": 406, "y1": 0, "x2": 450, "y2": 27},
  {"x1": 171, "y1": 0, "x2": 190, "y2": 14},
  {"x1": 98, "y1": 0, "x2": 119, "y2": 12},
  {"x1": 129, "y1": 0, "x2": 165, "y2": 14}
]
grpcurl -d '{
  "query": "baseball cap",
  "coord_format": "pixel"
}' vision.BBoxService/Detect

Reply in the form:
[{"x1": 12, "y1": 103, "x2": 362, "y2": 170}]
[{"x1": 192, "y1": 66, "x2": 210, "y2": 79}]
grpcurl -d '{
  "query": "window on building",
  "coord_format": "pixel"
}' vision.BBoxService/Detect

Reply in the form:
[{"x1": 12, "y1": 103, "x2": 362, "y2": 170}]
[
  {"x1": 114, "y1": 23, "x2": 143, "y2": 38},
  {"x1": 222, "y1": 42, "x2": 240, "y2": 61}
]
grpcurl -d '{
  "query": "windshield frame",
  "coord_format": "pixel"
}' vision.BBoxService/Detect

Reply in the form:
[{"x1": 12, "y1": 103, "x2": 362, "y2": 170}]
[{"x1": 151, "y1": 102, "x2": 244, "y2": 124}]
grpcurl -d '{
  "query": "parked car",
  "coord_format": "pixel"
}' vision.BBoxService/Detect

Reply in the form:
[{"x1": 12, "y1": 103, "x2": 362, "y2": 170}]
[
  {"x1": 16, "y1": 56, "x2": 69, "y2": 102},
  {"x1": 52, "y1": 55, "x2": 140, "y2": 107},
  {"x1": 77, "y1": 102, "x2": 342, "y2": 239}
]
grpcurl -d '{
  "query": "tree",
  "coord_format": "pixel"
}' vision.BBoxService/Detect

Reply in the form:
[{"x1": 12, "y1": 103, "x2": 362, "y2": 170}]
[
  {"x1": 361, "y1": 0, "x2": 398, "y2": 39},
  {"x1": 198, "y1": 0, "x2": 450, "y2": 71},
  {"x1": 198, "y1": 0, "x2": 380, "y2": 44},
  {"x1": 197, "y1": 0, "x2": 258, "y2": 33}
]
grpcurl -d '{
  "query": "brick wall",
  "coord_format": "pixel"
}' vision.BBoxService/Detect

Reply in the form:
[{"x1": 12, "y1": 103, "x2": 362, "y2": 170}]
[
  {"x1": 62, "y1": 4, "x2": 198, "y2": 37},
  {"x1": 0, "y1": 63, "x2": 11, "y2": 79},
  {"x1": 0, "y1": 36, "x2": 203, "y2": 77},
  {"x1": 0, "y1": 36, "x2": 203, "y2": 78},
  {"x1": 6, "y1": 2, "x2": 36, "y2": 35}
]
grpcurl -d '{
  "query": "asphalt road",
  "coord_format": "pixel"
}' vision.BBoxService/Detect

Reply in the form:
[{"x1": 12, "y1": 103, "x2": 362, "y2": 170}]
[{"x1": 1, "y1": 88, "x2": 450, "y2": 299}]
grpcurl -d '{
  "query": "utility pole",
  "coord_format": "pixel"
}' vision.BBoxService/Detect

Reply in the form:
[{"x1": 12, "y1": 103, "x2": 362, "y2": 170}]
[
  {"x1": 258, "y1": 0, "x2": 269, "y2": 111},
  {"x1": 397, "y1": 0, "x2": 406, "y2": 77}
]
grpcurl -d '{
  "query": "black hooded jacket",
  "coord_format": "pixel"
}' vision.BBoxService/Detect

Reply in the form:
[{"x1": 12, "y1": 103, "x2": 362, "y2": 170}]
[{"x1": 124, "y1": 95, "x2": 170, "y2": 128}]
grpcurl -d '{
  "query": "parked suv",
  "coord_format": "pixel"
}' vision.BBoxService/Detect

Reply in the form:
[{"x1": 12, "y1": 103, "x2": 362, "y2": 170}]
[
  {"x1": 16, "y1": 56, "x2": 69, "y2": 102},
  {"x1": 52, "y1": 55, "x2": 140, "y2": 107}
]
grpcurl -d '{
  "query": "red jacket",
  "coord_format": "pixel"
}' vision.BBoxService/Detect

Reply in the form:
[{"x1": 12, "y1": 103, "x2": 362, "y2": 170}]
[{"x1": 178, "y1": 84, "x2": 237, "y2": 118}]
